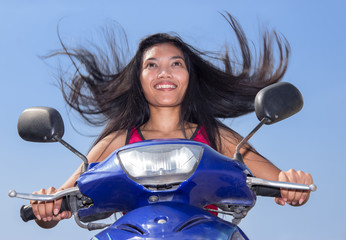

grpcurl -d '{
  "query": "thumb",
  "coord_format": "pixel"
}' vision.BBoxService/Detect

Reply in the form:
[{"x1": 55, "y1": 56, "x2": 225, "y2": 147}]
[
  {"x1": 53, "y1": 188, "x2": 64, "y2": 216},
  {"x1": 274, "y1": 197, "x2": 285, "y2": 206}
]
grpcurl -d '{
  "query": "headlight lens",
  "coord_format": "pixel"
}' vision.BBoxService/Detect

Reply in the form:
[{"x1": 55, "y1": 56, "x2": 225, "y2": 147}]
[{"x1": 118, "y1": 144, "x2": 203, "y2": 186}]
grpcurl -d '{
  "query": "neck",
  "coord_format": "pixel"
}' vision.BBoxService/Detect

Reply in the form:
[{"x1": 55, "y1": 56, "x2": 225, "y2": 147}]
[{"x1": 143, "y1": 106, "x2": 182, "y2": 133}]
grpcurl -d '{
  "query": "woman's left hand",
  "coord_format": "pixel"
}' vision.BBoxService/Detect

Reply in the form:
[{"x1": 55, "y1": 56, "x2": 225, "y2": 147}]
[{"x1": 275, "y1": 169, "x2": 313, "y2": 206}]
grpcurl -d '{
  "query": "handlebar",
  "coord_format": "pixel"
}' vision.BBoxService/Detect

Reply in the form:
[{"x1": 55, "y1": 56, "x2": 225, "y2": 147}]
[
  {"x1": 10, "y1": 177, "x2": 317, "y2": 225},
  {"x1": 18, "y1": 194, "x2": 110, "y2": 231},
  {"x1": 8, "y1": 187, "x2": 80, "y2": 222},
  {"x1": 20, "y1": 197, "x2": 71, "y2": 222},
  {"x1": 252, "y1": 185, "x2": 282, "y2": 197},
  {"x1": 247, "y1": 176, "x2": 317, "y2": 198}
]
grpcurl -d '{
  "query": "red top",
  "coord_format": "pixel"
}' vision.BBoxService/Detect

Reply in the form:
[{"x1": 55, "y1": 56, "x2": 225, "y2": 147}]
[
  {"x1": 125, "y1": 125, "x2": 210, "y2": 145},
  {"x1": 125, "y1": 125, "x2": 218, "y2": 216}
]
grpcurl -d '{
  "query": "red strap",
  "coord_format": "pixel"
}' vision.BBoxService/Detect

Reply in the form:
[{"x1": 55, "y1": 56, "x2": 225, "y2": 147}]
[{"x1": 128, "y1": 127, "x2": 143, "y2": 144}]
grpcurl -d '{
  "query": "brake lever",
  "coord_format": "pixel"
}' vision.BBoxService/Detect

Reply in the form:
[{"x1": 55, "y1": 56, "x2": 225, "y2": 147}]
[{"x1": 8, "y1": 187, "x2": 80, "y2": 201}]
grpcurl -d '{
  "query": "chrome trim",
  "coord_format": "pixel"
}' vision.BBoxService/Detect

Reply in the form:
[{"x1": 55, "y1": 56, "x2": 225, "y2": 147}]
[{"x1": 8, "y1": 187, "x2": 80, "y2": 201}]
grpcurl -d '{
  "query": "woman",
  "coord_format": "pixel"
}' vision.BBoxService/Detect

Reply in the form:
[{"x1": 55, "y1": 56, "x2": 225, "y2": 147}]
[{"x1": 31, "y1": 13, "x2": 313, "y2": 229}]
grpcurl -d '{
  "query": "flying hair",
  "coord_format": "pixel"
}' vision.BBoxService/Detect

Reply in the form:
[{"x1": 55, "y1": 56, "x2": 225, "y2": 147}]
[{"x1": 54, "y1": 12, "x2": 290, "y2": 151}]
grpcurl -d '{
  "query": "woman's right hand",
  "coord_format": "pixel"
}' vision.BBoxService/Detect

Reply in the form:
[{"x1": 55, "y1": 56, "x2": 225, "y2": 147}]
[{"x1": 30, "y1": 187, "x2": 72, "y2": 228}]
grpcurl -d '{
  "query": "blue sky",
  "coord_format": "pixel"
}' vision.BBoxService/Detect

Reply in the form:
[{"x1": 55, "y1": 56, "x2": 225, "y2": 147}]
[{"x1": 1, "y1": 1, "x2": 346, "y2": 239}]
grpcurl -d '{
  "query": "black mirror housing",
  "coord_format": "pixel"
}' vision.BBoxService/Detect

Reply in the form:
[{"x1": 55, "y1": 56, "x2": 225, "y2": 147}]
[
  {"x1": 255, "y1": 82, "x2": 303, "y2": 125},
  {"x1": 17, "y1": 107, "x2": 65, "y2": 142}
]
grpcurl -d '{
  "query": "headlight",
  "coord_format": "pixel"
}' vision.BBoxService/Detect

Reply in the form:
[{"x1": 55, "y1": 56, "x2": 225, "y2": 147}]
[{"x1": 118, "y1": 144, "x2": 203, "y2": 186}]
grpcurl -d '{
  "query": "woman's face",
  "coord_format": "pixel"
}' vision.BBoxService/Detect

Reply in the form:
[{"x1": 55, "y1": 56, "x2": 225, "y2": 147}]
[{"x1": 140, "y1": 43, "x2": 189, "y2": 108}]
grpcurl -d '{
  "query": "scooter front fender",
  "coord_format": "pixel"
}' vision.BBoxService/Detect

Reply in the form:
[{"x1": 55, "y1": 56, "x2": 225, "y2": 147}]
[{"x1": 93, "y1": 202, "x2": 248, "y2": 240}]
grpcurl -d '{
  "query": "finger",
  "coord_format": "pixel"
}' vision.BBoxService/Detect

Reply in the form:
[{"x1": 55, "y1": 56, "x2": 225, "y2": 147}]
[
  {"x1": 54, "y1": 188, "x2": 64, "y2": 215},
  {"x1": 31, "y1": 200, "x2": 41, "y2": 221},
  {"x1": 52, "y1": 212, "x2": 64, "y2": 221},
  {"x1": 279, "y1": 172, "x2": 289, "y2": 203},
  {"x1": 53, "y1": 198, "x2": 62, "y2": 216},
  {"x1": 66, "y1": 211, "x2": 72, "y2": 219},
  {"x1": 53, "y1": 187, "x2": 65, "y2": 216},
  {"x1": 35, "y1": 188, "x2": 47, "y2": 221},
  {"x1": 44, "y1": 187, "x2": 57, "y2": 221},
  {"x1": 299, "y1": 173, "x2": 313, "y2": 204},
  {"x1": 31, "y1": 190, "x2": 40, "y2": 220},
  {"x1": 45, "y1": 201, "x2": 54, "y2": 221},
  {"x1": 61, "y1": 211, "x2": 72, "y2": 219},
  {"x1": 53, "y1": 188, "x2": 71, "y2": 221},
  {"x1": 286, "y1": 169, "x2": 298, "y2": 204},
  {"x1": 274, "y1": 197, "x2": 285, "y2": 206},
  {"x1": 293, "y1": 171, "x2": 306, "y2": 204},
  {"x1": 53, "y1": 211, "x2": 70, "y2": 221},
  {"x1": 37, "y1": 200, "x2": 48, "y2": 221}
]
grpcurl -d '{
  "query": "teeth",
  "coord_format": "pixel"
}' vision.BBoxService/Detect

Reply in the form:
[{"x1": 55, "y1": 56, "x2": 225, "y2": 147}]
[{"x1": 155, "y1": 84, "x2": 177, "y2": 89}]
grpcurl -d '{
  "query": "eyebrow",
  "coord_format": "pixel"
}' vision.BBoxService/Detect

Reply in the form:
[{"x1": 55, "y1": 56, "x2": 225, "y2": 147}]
[{"x1": 144, "y1": 56, "x2": 185, "y2": 62}]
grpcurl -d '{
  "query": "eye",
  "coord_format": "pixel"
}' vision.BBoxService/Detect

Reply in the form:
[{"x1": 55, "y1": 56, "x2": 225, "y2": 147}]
[
  {"x1": 172, "y1": 61, "x2": 183, "y2": 67},
  {"x1": 145, "y1": 62, "x2": 157, "y2": 69}
]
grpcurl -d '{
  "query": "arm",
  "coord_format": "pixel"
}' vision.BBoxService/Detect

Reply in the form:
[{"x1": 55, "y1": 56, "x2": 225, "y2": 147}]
[
  {"x1": 32, "y1": 130, "x2": 127, "y2": 228},
  {"x1": 218, "y1": 127, "x2": 313, "y2": 206},
  {"x1": 241, "y1": 149, "x2": 313, "y2": 206}
]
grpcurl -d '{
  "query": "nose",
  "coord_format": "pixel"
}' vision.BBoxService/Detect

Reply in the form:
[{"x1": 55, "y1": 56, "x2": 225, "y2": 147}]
[{"x1": 158, "y1": 66, "x2": 172, "y2": 78}]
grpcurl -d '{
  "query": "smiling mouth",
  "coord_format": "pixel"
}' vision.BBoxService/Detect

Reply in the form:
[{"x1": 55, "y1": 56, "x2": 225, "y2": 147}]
[{"x1": 154, "y1": 84, "x2": 177, "y2": 90}]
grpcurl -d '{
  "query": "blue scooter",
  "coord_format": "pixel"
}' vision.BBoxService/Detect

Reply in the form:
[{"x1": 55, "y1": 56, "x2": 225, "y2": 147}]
[{"x1": 9, "y1": 82, "x2": 316, "y2": 239}]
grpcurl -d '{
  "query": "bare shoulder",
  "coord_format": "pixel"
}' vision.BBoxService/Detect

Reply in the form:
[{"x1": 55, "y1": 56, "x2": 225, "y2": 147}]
[
  {"x1": 219, "y1": 127, "x2": 242, "y2": 143},
  {"x1": 217, "y1": 127, "x2": 241, "y2": 158},
  {"x1": 87, "y1": 130, "x2": 127, "y2": 163}
]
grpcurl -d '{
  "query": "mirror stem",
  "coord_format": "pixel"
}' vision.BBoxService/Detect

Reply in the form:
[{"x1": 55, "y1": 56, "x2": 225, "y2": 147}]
[
  {"x1": 233, "y1": 118, "x2": 269, "y2": 163},
  {"x1": 53, "y1": 136, "x2": 89, "y2": 172}
]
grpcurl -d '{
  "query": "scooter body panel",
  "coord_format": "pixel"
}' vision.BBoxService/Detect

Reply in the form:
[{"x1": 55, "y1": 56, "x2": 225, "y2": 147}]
[
  {"x1": 92, "y1": 202, "x2": 248, "y2": 240},
  {"x1": 76, "y1": 139, "x2": 256, "y2": 220}
]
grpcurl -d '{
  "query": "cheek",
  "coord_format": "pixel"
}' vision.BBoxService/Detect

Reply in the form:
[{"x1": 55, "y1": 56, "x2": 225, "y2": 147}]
[
  {"x1": 140, "y1": 70, "x2": 148, "y2": 86},
  {"x1": 140, "y1": 69, "x2": 154, "y2": 85},
  {"x1": 181, "y1": 72, "x2": 190, "y2": 89}
]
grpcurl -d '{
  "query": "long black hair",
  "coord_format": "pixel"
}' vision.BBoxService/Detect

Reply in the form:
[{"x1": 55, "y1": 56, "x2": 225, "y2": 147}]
[{"x1": 57, "y1": 12, "x2": 290, "y2": 151}]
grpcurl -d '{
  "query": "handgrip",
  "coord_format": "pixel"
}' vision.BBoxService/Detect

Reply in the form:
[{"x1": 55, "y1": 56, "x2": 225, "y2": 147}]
[
  {"x1": 20, "y1": 197, "x2": 70, "y2": 222},
  {"x1": 253, "y1": 185, "x2": 282, "y2": 198}
]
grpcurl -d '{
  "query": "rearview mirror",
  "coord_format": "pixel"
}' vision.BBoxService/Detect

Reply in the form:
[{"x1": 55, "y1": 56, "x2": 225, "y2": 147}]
[
  {"x1": 255, "y1": 82, "x2": 303, "y2": 125},
  {"x1": 17, "y1": 107, "x2": 65, "y2": 142}
]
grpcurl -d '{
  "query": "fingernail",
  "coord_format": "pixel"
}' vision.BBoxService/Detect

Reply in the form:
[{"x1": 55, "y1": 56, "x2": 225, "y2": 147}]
[
  {"x1": 47, "y1": 217, "x2": 52, "y2": 221},
  {"x1": 43, "y1": 218, "x2": 47, "y2": 222},
  {"x1": 299, "y1": 199, "x2": 304, "y2": 205},
  {"x1": 292, "y1": 201, "x2": 297, "y2": 205},
  {"x1": 61, "y1": 212, "x2": 65, "y2": 218},
  {"x1": 284, "y1": 198, "x2": 287, "y2": 202},
  {"x1": 54, "y1": 209, "x2": 59, "y2": 215},
  {"x1": 36, "y1": 215, "x2": 41, "y2": 221}
]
